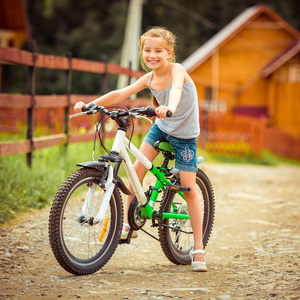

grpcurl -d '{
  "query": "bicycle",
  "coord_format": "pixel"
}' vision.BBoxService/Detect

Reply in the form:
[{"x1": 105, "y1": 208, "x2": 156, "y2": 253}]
[{"x1": 48, "y1": 103, "x2": 215, "y2": 275}]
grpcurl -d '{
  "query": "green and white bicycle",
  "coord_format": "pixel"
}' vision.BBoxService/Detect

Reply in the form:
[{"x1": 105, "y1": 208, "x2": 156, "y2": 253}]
[{"x1": 48, "y1": 103, "x2": 215, "y2": 275}]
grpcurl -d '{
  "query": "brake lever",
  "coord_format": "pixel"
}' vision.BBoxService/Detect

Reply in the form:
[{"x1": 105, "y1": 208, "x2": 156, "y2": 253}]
[
  {"x1": 69, "y1": 111, "x2": 88, "y2": 119},
  {"x1": 136, "y1": 115, "x2": 153, "y2": 124},
  {"x1": 131, "y1": 113, "x2": 153, "y2": 124},
  {"x1": 69, "y1": 108, "x2": 100, "y2": 119}
]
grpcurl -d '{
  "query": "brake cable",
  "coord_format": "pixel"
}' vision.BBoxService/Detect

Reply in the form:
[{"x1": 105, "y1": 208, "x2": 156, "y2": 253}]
[{"x1": 92, "y1": 105, "x2": 136, "y2": 157}]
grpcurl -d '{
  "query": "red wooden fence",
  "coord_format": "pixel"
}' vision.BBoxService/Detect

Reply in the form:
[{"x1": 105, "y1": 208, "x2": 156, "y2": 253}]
[
  {"x1": 199, "y1": 110, "x2": 300, "y2": 160},
  {"x1": 265, "y1": 127, "x2": 300, "y2": 160},
  {"x1": 1, "y1": 45, "x2": 299, "y2": 163},
  {"x1": 0, "y1": 45, "x2": 150, "y2": 165}
]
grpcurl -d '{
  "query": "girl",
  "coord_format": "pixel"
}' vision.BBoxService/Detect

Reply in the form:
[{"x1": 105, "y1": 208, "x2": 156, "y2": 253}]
[{"x1": 74, "y1": 27, "x2": 207, "y2": 272}]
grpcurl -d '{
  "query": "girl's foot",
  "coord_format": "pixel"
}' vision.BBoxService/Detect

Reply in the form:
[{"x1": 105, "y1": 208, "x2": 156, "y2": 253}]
[
  {"x1": 189, "y1": 248, "x2": 207, "y2": 272},
  {"x1": 120, "y1": 223, "x2": 138, "y2": 240}
]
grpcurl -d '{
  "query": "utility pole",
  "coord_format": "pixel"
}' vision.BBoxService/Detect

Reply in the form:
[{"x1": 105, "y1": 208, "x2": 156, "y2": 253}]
[{"x1": 117, "y1": 0, "x2": 143, "y2": 92}]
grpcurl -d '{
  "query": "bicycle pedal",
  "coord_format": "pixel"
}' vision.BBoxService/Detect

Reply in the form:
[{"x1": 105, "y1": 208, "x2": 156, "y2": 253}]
[
  {"x1": 119, "y1": 229, "x2": 133, "y2": 245},
  {"x1": 168, "y1": 184, "x2": 191, "y2": 193}
]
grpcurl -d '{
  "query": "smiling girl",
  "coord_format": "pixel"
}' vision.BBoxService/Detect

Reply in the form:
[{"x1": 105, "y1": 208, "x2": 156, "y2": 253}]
[{"x1": 74, "y1": 27, "x2": 207, "y2": 271}]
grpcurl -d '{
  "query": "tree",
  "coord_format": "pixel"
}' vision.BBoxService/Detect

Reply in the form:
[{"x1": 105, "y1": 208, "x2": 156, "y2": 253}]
[{"x1": 3, "y1": 0, "x2": 299, "y2": 95}]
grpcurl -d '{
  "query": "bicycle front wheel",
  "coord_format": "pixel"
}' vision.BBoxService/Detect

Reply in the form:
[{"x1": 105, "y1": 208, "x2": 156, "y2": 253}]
[
  {"x1": 159, "y1": 169, "x2": 215, "y2": 265},
  {"x1": 48, "y1": 168, "x2": 123, "y2": 275}
]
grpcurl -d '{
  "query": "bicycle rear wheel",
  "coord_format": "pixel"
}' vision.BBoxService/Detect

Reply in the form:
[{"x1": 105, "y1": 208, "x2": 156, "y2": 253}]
[
  {"x1": 48, "y1": 168, "x2": 123, "y2": 275},
  {"x1": 159, "y1": 169, "x2": 215, "y2": 265}
]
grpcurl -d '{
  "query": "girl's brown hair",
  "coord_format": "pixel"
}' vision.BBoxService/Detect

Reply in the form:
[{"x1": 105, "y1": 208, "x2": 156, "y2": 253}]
[{"x1": 139, "y1": 27, "x2": 177, "y2": 108}]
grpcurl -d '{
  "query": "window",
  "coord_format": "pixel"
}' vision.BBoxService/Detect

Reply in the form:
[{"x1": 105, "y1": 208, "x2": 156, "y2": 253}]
[
  {"x1": 204, "y1": 86, "x2": 213, "y2": 101},
  {"x1": 289, "y1": 64, "x2": 300, "y2": 83}
]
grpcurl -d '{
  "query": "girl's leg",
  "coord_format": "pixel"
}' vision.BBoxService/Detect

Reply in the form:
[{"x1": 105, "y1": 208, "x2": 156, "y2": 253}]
[
  {"x1": 180, "y1": 170, "x2": 205, "y2": 262},
  {"x1": 123, "y1": 142, "x2": 158, "y2": 232}
]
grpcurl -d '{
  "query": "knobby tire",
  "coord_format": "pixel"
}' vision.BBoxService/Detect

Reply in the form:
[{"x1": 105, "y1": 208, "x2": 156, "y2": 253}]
[
  {"x1": 159, "y1": 169, "x2": 215, "y2": 265},
  {"x1": 48, "y1": 168, "x2": 123, "y2": 275}
]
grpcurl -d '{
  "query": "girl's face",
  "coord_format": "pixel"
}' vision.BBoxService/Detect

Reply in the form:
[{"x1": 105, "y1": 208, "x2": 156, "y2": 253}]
[{"x1": 142, "y1": 38, "x2": 173, "y2": 70}]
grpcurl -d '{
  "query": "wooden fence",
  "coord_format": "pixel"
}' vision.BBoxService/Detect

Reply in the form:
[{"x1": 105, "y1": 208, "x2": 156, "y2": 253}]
[
  {"x1": 1, "y1": 45, "x2": 299, "y2": 164},
  {"x1": 0, "y1": 45, "x2": 150, "y2": 166},
  {"x1": 199, "y1": 111, "x2": 300, "y2": 160},
  {"x1": 199, "y1": 111, "x2": 263, "y2": 156},
  {"x1": 265, "y1": 126, "x2": 300, "y2": 160}
]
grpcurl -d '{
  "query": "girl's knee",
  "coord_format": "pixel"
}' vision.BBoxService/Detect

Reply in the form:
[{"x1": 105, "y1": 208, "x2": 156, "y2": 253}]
[
  {"x1": 133, "y1": 161, "x2": 147, "y2": 181},
  {"x1": 184, "y1": 185, "x2": 199, "y2": 201}
]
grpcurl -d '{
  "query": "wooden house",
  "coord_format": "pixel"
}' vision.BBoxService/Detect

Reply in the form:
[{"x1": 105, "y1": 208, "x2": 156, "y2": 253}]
[
  {"x1": 182, "y1": 4, "x2": 300, "y2": 137},
  {"x1": 0, "y1": 0, "x2": 30, "y2": 48},
  {"x1": 0, "y1": 0, "x2": 30, "y2": 133}
]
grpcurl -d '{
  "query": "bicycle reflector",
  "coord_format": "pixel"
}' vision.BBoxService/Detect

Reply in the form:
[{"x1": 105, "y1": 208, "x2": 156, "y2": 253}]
[{"x1": 99, "y1": 217, "x2": 110, "y2": 243}]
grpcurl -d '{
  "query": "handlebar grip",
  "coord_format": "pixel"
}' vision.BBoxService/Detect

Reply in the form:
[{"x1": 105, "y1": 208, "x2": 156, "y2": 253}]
[
  {"x1": 143, "y1": 106, "x2": 172, "y2": 118},
  {"x1": 81, "y1": 103, "x2": 100, "y2": 114},
  {"x1": 145, "y1": 106, "x2": 157, "y2": 117}
]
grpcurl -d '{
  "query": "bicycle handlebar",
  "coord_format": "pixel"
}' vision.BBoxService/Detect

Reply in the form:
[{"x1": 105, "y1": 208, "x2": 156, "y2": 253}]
[
  {"x1": 136, "y1": 106, "x2": 172, "y2": 118},
  {"x1": 81, "y1": 103, "x2": 107, "y2": 115},
  {"x1": 78, "y1": 104, "x2": 172, "y2": 118}
]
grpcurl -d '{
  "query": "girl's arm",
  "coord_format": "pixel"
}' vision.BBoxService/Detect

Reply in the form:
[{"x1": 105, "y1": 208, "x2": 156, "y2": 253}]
[
  {"x1": 155, "y1": 63, "x2": 185, "y2": 118},
  {"x1": 168, "y1": 63, "x2": 185, "y2": 112},
  {"x1": 74, "y1": 73, "x2": 150, "y2": 112}
]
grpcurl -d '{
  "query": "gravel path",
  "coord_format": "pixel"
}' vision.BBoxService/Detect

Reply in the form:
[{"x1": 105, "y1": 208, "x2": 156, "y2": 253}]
[{"x1": 0, "y1": 164, "x2": 299, "y2": 299}]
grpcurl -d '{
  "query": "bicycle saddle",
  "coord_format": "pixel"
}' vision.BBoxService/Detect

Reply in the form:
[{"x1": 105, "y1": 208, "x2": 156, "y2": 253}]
[{"x1": 154, "y1": 141, "x2": 174, "y2": 154}]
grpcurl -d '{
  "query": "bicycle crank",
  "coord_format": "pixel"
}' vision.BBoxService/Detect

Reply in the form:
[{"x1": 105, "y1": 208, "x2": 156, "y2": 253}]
[{"x1": 128, "y1": 197, "x2": 147, "y2": 230}]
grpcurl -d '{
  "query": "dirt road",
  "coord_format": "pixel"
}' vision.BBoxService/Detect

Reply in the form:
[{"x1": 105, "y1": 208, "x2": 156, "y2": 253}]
[{"x1": 0, "y1": 164, "x2": 299, "y2": 299}]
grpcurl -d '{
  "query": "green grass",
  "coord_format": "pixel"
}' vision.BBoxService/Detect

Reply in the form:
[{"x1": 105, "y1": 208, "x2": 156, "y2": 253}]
[
  {"x1": 200, "y1": 148, "x2": 300, "y2": 166},
  {"x1": 0, "y1": 146, "x2": 68, "y2": 223},
  {"x1": 0, "y1": 133, "x2": 299, "y2": 223},
  {"x1": 0, "y1": 135, "x2": 144, "y2": 223}
]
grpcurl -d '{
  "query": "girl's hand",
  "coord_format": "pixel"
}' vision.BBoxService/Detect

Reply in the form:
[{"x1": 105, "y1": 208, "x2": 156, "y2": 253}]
[
  {"x1": 155, "y1": 106, "x2": 173, "y2": 119},
  {"x1": 74, "y1": 101, "x2": 87, "y2": 113}
]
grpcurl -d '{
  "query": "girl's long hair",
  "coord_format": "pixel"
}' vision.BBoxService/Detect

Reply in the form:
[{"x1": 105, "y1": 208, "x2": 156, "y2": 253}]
[
  {"x1": 139, "y1": 27, "x2": 176, "y2": 108},
  {"x1": 152, "y1": 96, "x2": 159, "y2": 108}
]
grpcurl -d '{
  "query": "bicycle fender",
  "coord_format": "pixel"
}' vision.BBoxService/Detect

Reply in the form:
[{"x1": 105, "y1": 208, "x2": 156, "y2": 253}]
[
  {"x1": 115, "y1": 176, "x2": 132, "y2": 195},
  {"x1": 76, "y1": 161, "x2": 108, "y2": 171},
  {"x1": 76, "y1": 161, "x2": 132, "y2": 195}
]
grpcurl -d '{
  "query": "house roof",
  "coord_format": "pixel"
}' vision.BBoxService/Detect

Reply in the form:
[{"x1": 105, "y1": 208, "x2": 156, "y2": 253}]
[
  {"x1": 0, "y1": 0, "x2": 31, "y2": 38},
  {"x1": 0, "y1": 0, "x2": 27, "y2": 30},
  {"x1": 260, "y1": 39, "x2": 300, "y2": 77},
  {"x1": 182, "y1": 4, "x2": 300, "y2": 73}
]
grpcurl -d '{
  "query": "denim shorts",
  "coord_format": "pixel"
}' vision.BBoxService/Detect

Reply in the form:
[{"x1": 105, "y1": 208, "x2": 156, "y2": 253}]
[{"x1": 144, "y1": 123, "x2": 198, "y2": 172}]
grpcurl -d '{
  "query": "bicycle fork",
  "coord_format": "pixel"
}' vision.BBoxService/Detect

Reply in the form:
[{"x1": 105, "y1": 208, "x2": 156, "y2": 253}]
[
  {"x1": 93, "y1": 164, "x2": 115, "y2": 224},
  {"x1": 79, "y1": 130, "x2": 141, "y2": 225},
  {"x1": 78, "y1": 164, "x2": 116, "y2": 224}
]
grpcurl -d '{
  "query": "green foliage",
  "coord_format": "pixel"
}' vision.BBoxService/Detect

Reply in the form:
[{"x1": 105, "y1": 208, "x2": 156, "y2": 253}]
[
  {"x1": 0, "y1": 157, "x2": 46, "y2": 223},
  {"x1": 3, "y1": 0, "x2": 300, "y2": 96},
  {"x1": 0, "y1": 147, "x2": 69, "y2": 223},
  {"x1": 2, "y1": 0, "x2": 300, "y2": 223},
  {"x1": 0, "y1": 134, "x2": 142, "y2": 223},
  {"x1": 260, "y1": 150, "x2": 300, "y2": 167}
]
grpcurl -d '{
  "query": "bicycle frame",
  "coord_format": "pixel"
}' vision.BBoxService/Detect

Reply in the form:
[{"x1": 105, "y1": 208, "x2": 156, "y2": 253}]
[
  {"x1": 86, "y1": 127, "x2": 187, "y2": 224},
  {"x1": 49, "y1": 105, "x2": 214, "y2": 275}
]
